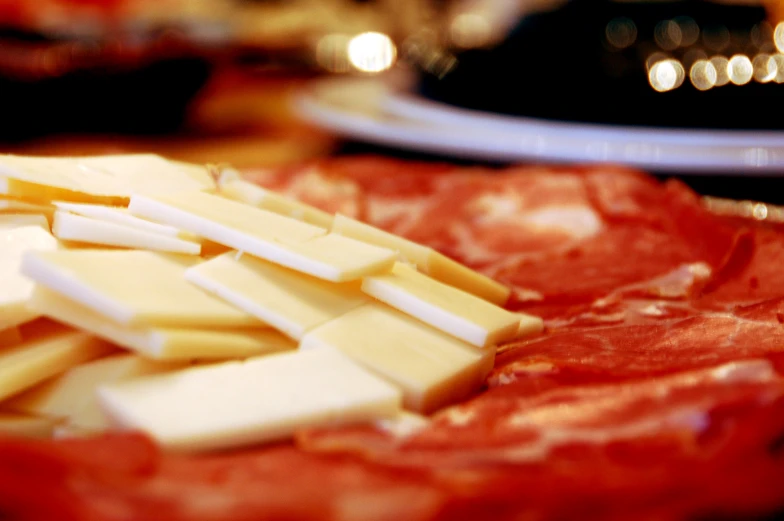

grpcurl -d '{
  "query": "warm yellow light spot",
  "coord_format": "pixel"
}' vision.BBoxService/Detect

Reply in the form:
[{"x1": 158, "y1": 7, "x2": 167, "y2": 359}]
[
  {"x1": 315, "y1": 33, "x2": 352, "y2": 73},
  {"x1": 654, "y1": 20, "x2": 683, "y2": 50},
  {"x1": 752, "y1": 203, "x2": 769, "y2": 221},
  {"x1": 347, "y1": 32, "x2": 397, "y2": 73},
  {"x1": 690, "y1": 60, "x2": 717, "y2": 91},
  {"x1": 675, "y1": 16, "x2": 700, "y2": 47},
  {"x1": 648, "y1": 59, "x2": 685, "y2": 92},
  {"x1": 605, "y1": 17, "x2": 637, "y2": 49},
  {"x1": 728, "y1": 55, "x2": 753, "y2": 85},
  {"x1": 710, "y1": 56, "x2": 730, "y2": 86},
  {"x1": 775, "y1": 22, "x2": 784, "y2": 53},
  {"x1": 773, "y1": 54, "x2": 784, "y2": 83},
  {"x1": 752, "y1": 53, "x2": 777, "y2": 83},
  {"x1": 450, "y1": 13, "x2": 492, "y2": 48},
  {"x1": 703, "y1": 25, "x2": 730, "y2": 51}
]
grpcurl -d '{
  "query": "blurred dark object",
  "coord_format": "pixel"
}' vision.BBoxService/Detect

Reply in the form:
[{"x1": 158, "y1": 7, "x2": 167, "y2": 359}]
[
  {"x1": 418, "y1": 0, "x2": 784, "y2": 130},
  {"x1": 0, "y1": 27, "x2": 214, "y2": 140}
]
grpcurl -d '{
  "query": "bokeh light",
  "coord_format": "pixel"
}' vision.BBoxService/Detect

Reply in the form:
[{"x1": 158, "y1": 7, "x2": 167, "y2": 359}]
[
  {"x1": 727, "y1": 54, "x2": 753, "y2": 85},
  {"x1": 648, "y1": 59, "x2": 685, "y2": 92},
  {"x1": 347, "y1": 32, "x2": 397, "y2": 73}
]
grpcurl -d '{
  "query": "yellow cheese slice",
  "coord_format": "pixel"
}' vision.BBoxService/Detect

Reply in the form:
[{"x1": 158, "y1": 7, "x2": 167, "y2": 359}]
[
  {"x1": 0, "y1": 321, "x2": 114, "y2": 402},
  {"x1": 300, "y1": 303, "x2": 496, "y2": 413},
  {"x1": 52, "y1": 211, "x2": 202, "y2": 255},
  {"x1": 0, "y1": 198, "x2": 55, "y2": 221},
  {"x1": 22, "y1": 250, "x2": 263, "y2": 328},
  {"x1": 0, "y1": 327, "x2": 22, "y2": 348},
  {"x1": 97, "y1": 346, "x2": 403, "y2": 452},
  {"x1": 7, "y1": 353, "x2": 187, "y2": 431},
  {"x1": 0, "y1": 225, "x2": 59, "y2": 330},
  {"x1": 129, "y1": 192, "x2": 397, "y2": 281},
  {"x1": 0, "y1": 154, "x2": 215, "y2": 205},
  {"x1": 362, "y1": 262, "x2": 530, "y2": 348},
  {"x1": 185, "y1": 252, "x2": 368, "y2": 340},
  {"x1": 0, "y1": 411, "x2": 58, "y2": 439},
  {"x1": 331, "y1": 214, "x2": 510, "y2": 305},
  {"x1": 28, "y1": 286, "x2": 294, "y2": 361},
  {"x1": 218, "y1": 176, "x2": 334, "y2": 228},
  {"x1": 53, "y1": 201, "x2": 183, "y2": 237},
  {"x1": 0, "y1": 213, "x2": 49, "y2": 231}
]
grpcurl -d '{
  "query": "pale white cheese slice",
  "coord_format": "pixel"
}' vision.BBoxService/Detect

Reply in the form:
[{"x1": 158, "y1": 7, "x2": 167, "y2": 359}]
[
  {"x1": 362, "y1": 262, "x2": 532, "y2": 348},
  {"x1": 0, "y1": 214, "x2": 49, "y2": 231},
  {"x1": 53, "y1": 201, "x2": 184, "y2": 237},
  {"x1": 0, "y1": 225, "x2": 59, "y2": 330},
  {"x1": 0, "y1": 198, "x2": 55, "y2": 220},
  {"x1": 0, "y1": 412, "x2": 58, "y2": 438},
  {"x1": 218, "y1": 176, "x2": 334, "y2": 228},
  {"x1": 331, "y1": 214, "x2": 510, "y2": 305},
  {"x1": 0, "y1": 321, "x2": 114, "y2": 402},
  {"x1": 185, "y1": 252, "x2": 368, "y2": 340},
  {"x1": 0, "y1": 154, "x2": 215, "y2": 205},
  {"x1": 129, "y1": 192, "x2": 396, "y2": 281},
  {"x1": 28, "y1": 286, "x2": 294, "y2": 361},
  {"x1": 97, "y1": 346, "x2": 402, "y2": 452},
  {"x1": 21, "y1": 250, "x2": 263, "y2": 328},
  {"x1": 7, "y1": 353, "x2": 186, "y2": 431},
  {"x1": 300, "y1": 303, "x2": 496, "y2": 413},
  {"x1": 52, "y1": 211, "x2": 202, "y2": 255}
]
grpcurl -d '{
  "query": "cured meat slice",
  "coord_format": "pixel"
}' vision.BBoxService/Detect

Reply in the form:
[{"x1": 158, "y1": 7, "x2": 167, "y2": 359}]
[{"x1": 1, "y1": 157, "x2": 784, "y2": 521}]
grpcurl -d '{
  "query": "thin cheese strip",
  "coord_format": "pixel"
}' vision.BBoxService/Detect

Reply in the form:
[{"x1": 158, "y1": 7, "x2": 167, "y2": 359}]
[
  {"x1": 362, "y1": 263, "x2": 529, "y2": 348},
  {"x1": 331, "y1": 214, "x2": 510, "y2": 305},
  {"x1": 0, "y1": 154, "x2": 215, "y2": 205},
  {"x1": 52, "y1": 211, "x2": 202, "y2": 255},
  {"x1": 22, "y1": 250, "x2": 263, "y2": 328},
  {"x1": 185, "y1": 252, "x2": 368, "y2": 340},
  {"x1": 53, "y1": 202, "x2": 184, "y2": 237},
  {"x1": 0, "y1": 327, "x2": 22, "y2": 348},
  {"x1": 0, "y1": 198, "x2": 55, "y2": 222},
  {"x1": 97, "y1": 347, "x2": 403, "y2": 452},
  {"x1": 129, "y1": 192, "x2": 397, "y2": 281},
  {"x1": 0, "y1": 214, "x2": 49, "y2": 231},
  {"x1": 0, "y1": 322, "x2": 114, "y2": 402},
  {"x1": 8, "y1": 353, "x2": 187, "y2": 431},
  {"x1": 218, "y1": 176, "x2": 334, "y2": 228},
  {"x1": 301, "y1": 303, "x2": 496, "y2": 413},
  {"x1": 28, "y1": 286, "x2": 294, "y2": 361},
  {"x1": 0, "y1": 225, "x2": 59, "y2": 330},
  {"x1": 0, "y1": 412, "x2": 58, "y2": 439}
]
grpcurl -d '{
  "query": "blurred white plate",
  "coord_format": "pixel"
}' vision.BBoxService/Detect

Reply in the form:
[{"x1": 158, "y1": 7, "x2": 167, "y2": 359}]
[{"x1": 295, "y1": 76, "x2": 784, "y2": 174}]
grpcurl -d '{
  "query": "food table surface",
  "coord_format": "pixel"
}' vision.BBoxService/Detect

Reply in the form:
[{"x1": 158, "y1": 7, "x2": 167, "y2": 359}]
[{"x1": 2, "y1": 59, "x2": 784, "y2": 521}]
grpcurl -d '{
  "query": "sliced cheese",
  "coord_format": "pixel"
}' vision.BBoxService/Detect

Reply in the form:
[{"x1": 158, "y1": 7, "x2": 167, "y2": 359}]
[
  {"x1": 0, "y1": 198, "x2": 55, "y2": 221},
  {"x1": 52, "y1": 211, "x2": 201, "y2": 255},
  {"x1": 53, "y1": 201, "x2": 185, "y2": 237},
  {"x1": 0, "y1": 225, "x2": 59, "y2": 330},
  {"x1": 129, "y1": 192, "x2": 396, "y2": 281},
  {"x1": 97, "y1": 346, "x2": 402, "y2": 452},
  {"x1": 332, "y1": 214, "x2": 510, "y2": 305},
  {"x1": 0, "y1": 154, "x2": 215, "y2": 205},
  {"x1": 0, "y1": 327, "x2": 22, "y2": 347},
  {"x1": 0, "y1": 322, "x2": 114, "y2": 402},
  {"x1": 362, "y1": 262, "x2": 527, "y2": 348},
  {"x1": 28, "y1": 286, "x2": 295, "y2": 360},
  {"x1": 8, "y1": 353, "x2": 186, "y2": 431},
  {"x1": 186, "y1": 252, "x2": 368, "y2": 340},
  {"x1": 300, "y1": 303, "x2": 496, "y2": 413},
  {"x1": 22, "y1": 250, "x2": 263, "y2": 328},
  {"x1": 0, "y1": 412, "x2": 58, "y2": 439},
  {"x1": 0, "y1": 213, "x2": 49, "y2": 231},
  {"x1": 515, "y1": 313, "x2": 546, "y2": 339},
  {"x1": 218, "y1": 177, "x2": 334, "y2": 228}
]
